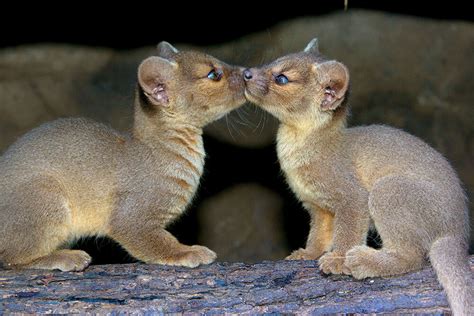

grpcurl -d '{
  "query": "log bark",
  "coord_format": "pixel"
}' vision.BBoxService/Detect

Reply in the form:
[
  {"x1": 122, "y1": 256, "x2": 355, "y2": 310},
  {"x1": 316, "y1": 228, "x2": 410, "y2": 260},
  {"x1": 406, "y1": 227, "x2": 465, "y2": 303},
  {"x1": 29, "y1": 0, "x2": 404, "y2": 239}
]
[{"x1": 1, "y1": 257, "x2": 473, "y2": 314}]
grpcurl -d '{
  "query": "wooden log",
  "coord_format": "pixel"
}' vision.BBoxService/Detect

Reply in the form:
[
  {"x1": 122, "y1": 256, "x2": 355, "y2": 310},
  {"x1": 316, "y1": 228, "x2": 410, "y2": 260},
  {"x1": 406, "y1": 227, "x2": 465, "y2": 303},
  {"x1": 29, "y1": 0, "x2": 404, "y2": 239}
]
[{"x1": 1, "y1": 257, "x2": 473, "y2": 314}]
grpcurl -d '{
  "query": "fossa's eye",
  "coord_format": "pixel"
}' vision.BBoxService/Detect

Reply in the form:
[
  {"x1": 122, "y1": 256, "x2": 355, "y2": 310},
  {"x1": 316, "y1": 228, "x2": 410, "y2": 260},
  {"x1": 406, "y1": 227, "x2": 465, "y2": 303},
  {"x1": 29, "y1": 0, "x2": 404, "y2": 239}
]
[
  {"x1": 207, "y1": 69, "x2": 223, "y2": 81},
  {"x1": 275, "y1": 74, "x2": 289, "y2": 85}
]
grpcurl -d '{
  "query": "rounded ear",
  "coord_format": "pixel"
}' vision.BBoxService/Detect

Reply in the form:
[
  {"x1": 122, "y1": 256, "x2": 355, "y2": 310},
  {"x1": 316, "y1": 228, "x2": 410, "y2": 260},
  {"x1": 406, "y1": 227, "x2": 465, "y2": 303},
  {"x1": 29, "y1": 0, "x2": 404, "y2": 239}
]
[
  {"x1": 315, "y1": 61, "x2": 349, "y2": 111},
  {"x1": 303, "y1": 38, "x2": 320, "y2": 55},
  {"x1": 157, "y1": 41, "x2": 179, "y2": 60},
  {"x1": 138, "y1": 56, "x2": 177, "y2": 106}
]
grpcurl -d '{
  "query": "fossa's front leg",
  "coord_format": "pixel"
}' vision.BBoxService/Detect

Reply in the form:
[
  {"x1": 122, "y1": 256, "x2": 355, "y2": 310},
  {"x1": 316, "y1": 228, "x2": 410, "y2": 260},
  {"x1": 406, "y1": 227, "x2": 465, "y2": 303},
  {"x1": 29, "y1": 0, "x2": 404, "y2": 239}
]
[
  {"x1": 109, "y1": 206, "x2": 216, "y2": 268},
  {"x1": 286, "y1": 206, "x2": 334, "y2": 260},
  {"x1": 112, "y1": 226, "x2": 215, "y2": 267},
  {"x1": 319, "y1": 200, "x2": 370, "y2": 275}
]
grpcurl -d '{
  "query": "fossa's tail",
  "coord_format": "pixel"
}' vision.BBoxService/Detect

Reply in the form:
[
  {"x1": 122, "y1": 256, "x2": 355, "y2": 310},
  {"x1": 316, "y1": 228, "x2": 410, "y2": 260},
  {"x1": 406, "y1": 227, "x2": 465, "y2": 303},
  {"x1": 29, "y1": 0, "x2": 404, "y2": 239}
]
[{"x1": 429, "y1": 236, "x2": 473, "y2": 315}]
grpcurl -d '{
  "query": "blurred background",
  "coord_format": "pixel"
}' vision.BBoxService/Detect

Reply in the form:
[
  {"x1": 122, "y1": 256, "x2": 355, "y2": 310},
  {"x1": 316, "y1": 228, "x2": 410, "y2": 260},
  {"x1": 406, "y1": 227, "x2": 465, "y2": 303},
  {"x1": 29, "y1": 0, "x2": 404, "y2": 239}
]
[{"x1": 1, "y1": 1, "x2": 473, "y2": 263}]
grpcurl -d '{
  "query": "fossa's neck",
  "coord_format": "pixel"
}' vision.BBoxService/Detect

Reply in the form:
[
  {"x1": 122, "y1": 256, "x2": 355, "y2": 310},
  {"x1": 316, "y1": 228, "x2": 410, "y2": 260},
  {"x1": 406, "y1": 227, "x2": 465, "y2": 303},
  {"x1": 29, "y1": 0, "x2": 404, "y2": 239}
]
[
  {"x1": 276, "y1": 114, "x2": 347, "y2": 173},
  {"x1": 132, "y1": 86, "x2": 204, "y2": 151},
  {"x1": 278, "y1": 115, "x2": 345, "y2": 148}
]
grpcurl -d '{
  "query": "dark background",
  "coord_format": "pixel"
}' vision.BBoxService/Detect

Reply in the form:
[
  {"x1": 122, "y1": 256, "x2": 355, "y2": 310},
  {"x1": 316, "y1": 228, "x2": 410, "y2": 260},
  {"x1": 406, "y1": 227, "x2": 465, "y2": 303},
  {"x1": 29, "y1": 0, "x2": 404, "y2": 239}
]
[
  {"x1": 2, "y1": 1, "x2": 472, "y2": 263},
  {"x1": 1, "y1": 1, "x2": 472, "y2": 49}
]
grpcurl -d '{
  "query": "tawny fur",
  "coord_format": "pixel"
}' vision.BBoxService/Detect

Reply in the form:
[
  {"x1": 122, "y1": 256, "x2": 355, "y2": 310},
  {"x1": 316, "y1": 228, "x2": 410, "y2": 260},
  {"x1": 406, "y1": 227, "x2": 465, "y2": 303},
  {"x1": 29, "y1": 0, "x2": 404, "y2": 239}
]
[
  {"x1": 244, "y1": 38, "x2": 472, "y2": 315},
  {"x1": 0, "y1": 42, "x2": 245, "y2": 271}
]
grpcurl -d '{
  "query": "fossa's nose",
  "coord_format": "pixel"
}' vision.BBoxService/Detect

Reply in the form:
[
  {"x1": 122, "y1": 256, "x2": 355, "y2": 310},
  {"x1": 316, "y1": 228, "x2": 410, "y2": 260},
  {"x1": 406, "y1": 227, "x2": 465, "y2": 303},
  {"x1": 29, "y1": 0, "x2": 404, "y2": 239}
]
[{"x1": 243, "y1": 69, "x2": 253, "y2": 81}]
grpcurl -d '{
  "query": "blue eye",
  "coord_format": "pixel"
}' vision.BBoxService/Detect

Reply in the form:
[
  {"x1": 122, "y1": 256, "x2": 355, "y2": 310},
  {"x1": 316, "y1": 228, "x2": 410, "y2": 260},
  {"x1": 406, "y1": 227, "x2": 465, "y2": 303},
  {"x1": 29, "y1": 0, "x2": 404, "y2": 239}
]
[
  {"x1": 275, "y1": 74, "x2": 289, "y2": 85},
  {"x1": 207, "y1": 69, "x2": 223, "y2": 81}
]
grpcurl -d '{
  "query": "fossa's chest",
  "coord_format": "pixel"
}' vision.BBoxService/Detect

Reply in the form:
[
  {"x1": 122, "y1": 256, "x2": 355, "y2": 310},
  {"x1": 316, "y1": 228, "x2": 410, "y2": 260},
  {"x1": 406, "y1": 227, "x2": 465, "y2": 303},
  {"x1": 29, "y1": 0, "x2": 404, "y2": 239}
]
[
  {"x1": 277, "y1": 135, "x2": 349, "y2": 209},
  {"x1": 277, "y1": 141, "x2": 328, "y2": 205}
]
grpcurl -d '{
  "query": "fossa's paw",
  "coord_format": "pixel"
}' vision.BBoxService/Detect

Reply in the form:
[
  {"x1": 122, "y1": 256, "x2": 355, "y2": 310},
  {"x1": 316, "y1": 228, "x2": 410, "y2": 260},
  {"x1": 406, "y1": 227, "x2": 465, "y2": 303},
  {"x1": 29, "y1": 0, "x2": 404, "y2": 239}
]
[
  {"x1": 344, "y1": 245, "x2": 379, "y2": 279},
  {"x1": 20, "y1": 250, "x2": 92, "y2": 272},
  {"x1": 319, "y1": 251, "x2": 350, "y2": 275},
  {"x1": 164, "y1": 245, "x2": 217, "y2": 268},
  {"x1": 57, "y1": 250, "x2": 92, "y2": 272},
  {"x1": 285, "y1": 248, "x2": 321, "y2": 260},
  {"x1": 47, "y1": 250, "x2": 92, "y2": 272}
]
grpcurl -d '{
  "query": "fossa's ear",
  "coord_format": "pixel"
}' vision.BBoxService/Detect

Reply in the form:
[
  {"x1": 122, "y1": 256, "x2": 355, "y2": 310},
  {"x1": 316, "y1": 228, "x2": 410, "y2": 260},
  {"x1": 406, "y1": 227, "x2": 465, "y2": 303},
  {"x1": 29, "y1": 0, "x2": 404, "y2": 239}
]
[
  {"x1": 157, "y1": 41, "x2": 179, "y2": 60},
  {"x1": 138, "y1": 56, "x2": 177, "y2": 107},
  {"x1": 303, "y1": 38, "x2": 320, "y2": 55},
  {"x1": 314, "y1": 60, "x2": 349, "y2": 111}
]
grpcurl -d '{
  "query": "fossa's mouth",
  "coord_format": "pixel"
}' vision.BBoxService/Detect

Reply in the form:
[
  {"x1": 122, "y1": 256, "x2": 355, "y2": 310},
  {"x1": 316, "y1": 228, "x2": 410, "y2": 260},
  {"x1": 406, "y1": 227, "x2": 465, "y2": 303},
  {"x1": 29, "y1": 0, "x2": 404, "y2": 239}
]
[
  {"x1": 244, "y1": 88, "x2": 262, "y2": 105},
  {"x1": 243, "y1": 89, "x2": 253, "y2": 99},
  {"x1": 233, "y1": 89, "x2": 247, "y2": 104}
]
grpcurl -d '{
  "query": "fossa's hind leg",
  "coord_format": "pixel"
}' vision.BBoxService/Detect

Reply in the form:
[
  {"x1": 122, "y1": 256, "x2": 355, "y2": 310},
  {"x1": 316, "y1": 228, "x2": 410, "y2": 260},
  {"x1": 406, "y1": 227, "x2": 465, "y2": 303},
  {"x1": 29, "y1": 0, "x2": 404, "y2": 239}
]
[
  {"x1": 13, "y1": 249, "x2": 91, "y2": 271},
  {"x1": 345, "y1": 176, "x2": 433, "y2": 279},
  {"x1": 0, "y1": 176, "x2": 87, "y2": 271},
  {"x1": 345, "y1": 246, "x2": 425, "y2": 279}
]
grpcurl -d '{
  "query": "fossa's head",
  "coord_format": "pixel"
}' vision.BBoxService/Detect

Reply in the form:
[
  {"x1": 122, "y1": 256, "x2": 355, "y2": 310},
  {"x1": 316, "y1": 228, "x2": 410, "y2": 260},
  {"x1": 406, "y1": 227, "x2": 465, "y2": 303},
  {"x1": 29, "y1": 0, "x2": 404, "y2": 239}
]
[
  {"x1": 243, "y1": 38, "x2": 350, "y2": 127},
  {"x1": 137, "y1": 42, "x2": 245, "y2": 127}
]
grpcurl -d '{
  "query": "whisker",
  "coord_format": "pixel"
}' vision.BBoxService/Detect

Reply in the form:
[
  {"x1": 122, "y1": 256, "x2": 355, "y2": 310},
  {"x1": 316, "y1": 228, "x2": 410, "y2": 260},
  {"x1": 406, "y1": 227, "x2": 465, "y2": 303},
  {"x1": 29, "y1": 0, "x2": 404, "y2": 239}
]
[
  {"x1": 259, "y1": 53, "x2": 266, "y2": 66},
  {"x1": 259, "y1": 108, "x2": 268, "y2": 136},
  {"x1": 235, "y1": 107, "x2": 252, "y2": 126},
  {"x1": 253, "y1": 106, "x2": 265, "y2": 133},
  {"x1": 225, "y1": 114, "x2": 236, "y2": 141},
  {"x1": 229, "y1": 113, "x2": 245, "y2": 137},
  {"x1": 225, "y1": 114, "x2": 245, "y2": 140},
  {"x1": 234, "y1": 119, "x2": 250, "y2": 127}
]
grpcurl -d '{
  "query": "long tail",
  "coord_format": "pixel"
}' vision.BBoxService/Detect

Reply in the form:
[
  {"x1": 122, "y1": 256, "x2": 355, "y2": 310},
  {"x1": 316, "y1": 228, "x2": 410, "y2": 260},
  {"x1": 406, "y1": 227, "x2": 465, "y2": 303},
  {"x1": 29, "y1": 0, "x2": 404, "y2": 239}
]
[{"x1": 429, "y1": 236, "x2": 473, "y2": 315}]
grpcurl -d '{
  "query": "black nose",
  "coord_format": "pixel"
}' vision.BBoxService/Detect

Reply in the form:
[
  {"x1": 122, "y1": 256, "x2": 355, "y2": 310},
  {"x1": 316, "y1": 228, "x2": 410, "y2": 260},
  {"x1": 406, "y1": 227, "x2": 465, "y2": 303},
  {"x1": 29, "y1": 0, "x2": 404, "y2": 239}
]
[{"x1": 243, "y1": 69, "x2": 253, "y2": 80}]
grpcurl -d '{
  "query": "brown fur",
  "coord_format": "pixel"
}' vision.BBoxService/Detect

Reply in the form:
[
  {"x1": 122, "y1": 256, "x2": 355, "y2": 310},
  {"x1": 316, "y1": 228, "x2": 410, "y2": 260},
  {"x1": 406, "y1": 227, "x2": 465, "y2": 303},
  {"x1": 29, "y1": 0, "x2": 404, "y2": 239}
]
[
  {"x1": 244, "y1": 39, "x2": 472, "y2": 315},
  {"x1": 0, "y1": 42, "x2": 245, "y2": 271}
]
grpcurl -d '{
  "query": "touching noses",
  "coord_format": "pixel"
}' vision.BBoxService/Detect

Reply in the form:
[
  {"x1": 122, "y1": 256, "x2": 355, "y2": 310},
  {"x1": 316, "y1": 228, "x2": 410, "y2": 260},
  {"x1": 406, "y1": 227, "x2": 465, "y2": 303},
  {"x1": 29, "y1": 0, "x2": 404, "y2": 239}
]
[{"x1": 243, "y1": 69, "x2": 253, "y2": 81}]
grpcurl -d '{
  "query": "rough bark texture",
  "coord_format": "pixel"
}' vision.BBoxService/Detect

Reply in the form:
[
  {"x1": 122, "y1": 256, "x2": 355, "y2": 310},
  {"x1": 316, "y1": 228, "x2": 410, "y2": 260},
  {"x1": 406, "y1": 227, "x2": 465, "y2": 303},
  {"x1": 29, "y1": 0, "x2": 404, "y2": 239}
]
[{"x1": 1, "y1": 257, "x2": 472, "y2": 314}]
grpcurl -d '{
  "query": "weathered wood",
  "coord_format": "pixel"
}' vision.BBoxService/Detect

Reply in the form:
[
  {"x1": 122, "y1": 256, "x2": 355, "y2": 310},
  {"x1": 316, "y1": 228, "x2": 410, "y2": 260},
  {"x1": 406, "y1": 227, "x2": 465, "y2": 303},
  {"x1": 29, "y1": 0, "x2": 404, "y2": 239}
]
[{"x1": 1, "y1": 257, "x2": 473, "y2": 314}]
